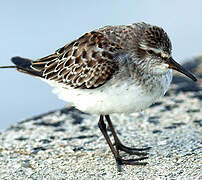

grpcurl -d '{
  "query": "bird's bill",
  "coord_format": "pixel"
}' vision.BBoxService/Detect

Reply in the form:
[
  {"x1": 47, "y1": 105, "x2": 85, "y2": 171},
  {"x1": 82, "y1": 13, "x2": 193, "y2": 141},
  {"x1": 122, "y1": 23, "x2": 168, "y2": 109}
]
[{"x1": 168, "y1": 57, "x2": 197, "y2": 82}]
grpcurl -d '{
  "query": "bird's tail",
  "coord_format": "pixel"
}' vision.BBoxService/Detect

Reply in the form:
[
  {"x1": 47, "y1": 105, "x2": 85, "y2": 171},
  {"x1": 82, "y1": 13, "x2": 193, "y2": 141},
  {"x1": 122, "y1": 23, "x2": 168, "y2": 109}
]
[{"x1": 0, "y1": 56, "x2": 42, "y2": 77}]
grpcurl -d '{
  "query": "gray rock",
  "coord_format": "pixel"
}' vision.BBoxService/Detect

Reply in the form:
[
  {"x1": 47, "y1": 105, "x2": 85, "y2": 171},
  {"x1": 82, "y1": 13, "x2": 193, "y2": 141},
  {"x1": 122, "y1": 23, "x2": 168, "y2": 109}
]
[{"x1": 0, "y1": 56, "x2": 202, "y2": 179}]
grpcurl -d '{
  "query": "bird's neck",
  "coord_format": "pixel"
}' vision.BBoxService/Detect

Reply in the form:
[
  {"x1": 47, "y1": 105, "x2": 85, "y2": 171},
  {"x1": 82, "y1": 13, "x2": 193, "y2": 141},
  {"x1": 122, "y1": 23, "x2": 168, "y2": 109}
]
[{"x1": 129, "y1": 61, "x2": 168, "y2": 89}]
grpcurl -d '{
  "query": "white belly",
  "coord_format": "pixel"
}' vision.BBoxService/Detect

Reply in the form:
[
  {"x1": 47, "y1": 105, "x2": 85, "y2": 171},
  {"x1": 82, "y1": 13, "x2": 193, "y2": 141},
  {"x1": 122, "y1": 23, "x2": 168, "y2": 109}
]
[{"x1": 42, "y1": 70, "x2": 172, "y2": 115}]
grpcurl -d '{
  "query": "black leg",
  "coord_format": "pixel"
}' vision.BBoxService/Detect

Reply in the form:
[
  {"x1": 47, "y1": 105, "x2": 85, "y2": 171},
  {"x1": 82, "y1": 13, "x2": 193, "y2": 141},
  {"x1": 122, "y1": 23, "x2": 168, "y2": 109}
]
[
  {"x1": 105, "y1": 115, "x2": 151, "y2": 156},
  {"x1": 98, "y1": 115, "x2": 118, "y2": 159},
  {"x1": 98, "y1": 115, "x2": 148, "y2": 165}
]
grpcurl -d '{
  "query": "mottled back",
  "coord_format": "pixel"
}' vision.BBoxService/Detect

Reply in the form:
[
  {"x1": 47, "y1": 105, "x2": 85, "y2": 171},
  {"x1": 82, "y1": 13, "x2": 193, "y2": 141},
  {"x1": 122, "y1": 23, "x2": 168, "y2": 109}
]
[
  {"x1": 31, "y1": 31, "x2": 122, "y2": 88},
  {"x1": 18, "y1": 22, "x2": 172, "y2": 89}
]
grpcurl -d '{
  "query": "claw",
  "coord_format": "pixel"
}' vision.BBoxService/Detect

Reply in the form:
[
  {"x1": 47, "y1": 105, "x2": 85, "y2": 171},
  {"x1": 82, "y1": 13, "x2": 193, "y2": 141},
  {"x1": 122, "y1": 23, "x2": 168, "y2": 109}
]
[
  {"x1": 116, "y1": 142, "x2": 151, "y2": 156},
  {"x1": 116, "y1": 156, "x2": 149, "y2": 165}
]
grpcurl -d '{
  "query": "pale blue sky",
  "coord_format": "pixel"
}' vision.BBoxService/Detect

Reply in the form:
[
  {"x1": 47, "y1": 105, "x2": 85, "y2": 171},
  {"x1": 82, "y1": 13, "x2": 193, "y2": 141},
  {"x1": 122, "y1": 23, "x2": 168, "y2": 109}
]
[{"x1": 0, "y1": 0, "x2": 202, "y2": 130}]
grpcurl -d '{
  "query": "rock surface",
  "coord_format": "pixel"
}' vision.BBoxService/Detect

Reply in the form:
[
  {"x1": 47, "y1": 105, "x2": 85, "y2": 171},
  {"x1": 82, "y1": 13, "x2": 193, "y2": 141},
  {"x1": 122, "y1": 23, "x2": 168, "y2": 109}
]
[{"x1": 0, "y1": 56, "x2": 202, "y2": 179}]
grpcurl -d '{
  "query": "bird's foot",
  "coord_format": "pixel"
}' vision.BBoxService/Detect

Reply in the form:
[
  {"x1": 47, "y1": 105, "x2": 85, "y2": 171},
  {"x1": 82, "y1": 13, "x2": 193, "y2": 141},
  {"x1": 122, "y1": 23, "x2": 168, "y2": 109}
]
[
  {"x1": 115, "y1": 141, "x2": 151, "y2": 156},
  {"x1": 116, "y1": 156, "x2": 149, "y2": 165}
]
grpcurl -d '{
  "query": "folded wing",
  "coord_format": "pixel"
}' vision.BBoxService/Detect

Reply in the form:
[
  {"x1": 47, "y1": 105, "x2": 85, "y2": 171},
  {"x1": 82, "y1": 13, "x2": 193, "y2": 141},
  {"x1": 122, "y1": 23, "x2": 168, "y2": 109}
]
[{"x1": 13, "y1": 31, "x2": 122, "y2": 89}]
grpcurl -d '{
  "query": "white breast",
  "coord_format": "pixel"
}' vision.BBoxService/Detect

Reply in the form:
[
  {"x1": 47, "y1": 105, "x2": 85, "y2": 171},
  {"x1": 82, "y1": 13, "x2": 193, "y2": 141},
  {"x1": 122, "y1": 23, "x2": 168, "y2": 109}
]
[{"x1": 42, "y1": 69, "x2": 172, "y2": 115}]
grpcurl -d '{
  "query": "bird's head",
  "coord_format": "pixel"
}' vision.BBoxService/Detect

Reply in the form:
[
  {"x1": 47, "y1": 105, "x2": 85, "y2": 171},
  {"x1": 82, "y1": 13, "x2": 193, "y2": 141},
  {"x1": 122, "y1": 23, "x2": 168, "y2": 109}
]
[{"x1": 134, "y1": 23, "x2": 197, "y2": 81}]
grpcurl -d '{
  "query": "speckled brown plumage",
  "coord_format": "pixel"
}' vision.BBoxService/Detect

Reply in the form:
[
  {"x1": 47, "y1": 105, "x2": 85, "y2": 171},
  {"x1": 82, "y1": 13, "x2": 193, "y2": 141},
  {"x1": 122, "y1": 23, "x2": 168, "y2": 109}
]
[
  {"x1": 14, "y1": 22, "x2": 173, "y2": 89},
  {"x1": 31, "y1": 31, "x2": 122, "y2": 88}
]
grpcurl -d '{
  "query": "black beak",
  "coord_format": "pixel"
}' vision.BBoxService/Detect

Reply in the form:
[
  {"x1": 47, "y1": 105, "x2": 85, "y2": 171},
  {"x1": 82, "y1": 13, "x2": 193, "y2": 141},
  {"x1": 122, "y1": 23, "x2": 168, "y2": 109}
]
[{"x1": 168, "y1": 57, "x2": 197, "y2": 82}]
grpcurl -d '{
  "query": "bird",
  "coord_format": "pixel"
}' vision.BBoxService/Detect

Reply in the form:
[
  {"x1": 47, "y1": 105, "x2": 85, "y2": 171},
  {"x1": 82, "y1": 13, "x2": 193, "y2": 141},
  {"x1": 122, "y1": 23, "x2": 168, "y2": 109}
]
[{"x1": 0, "y1": 22, "x2": 197, "y2": 166}]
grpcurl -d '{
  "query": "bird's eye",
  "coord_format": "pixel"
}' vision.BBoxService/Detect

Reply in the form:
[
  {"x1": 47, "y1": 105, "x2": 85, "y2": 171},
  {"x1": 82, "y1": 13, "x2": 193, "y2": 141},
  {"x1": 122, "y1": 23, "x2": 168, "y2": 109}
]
[{"x1": 147, "y1": 50, "x2": 153, "y2": 55}]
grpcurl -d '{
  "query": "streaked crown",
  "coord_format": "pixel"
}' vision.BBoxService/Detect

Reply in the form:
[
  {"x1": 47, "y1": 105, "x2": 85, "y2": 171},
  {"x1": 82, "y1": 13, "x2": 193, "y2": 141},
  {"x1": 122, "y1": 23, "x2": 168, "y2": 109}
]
[{"x1": 135, "y1": 23, "x2": 172, "y2": 59}]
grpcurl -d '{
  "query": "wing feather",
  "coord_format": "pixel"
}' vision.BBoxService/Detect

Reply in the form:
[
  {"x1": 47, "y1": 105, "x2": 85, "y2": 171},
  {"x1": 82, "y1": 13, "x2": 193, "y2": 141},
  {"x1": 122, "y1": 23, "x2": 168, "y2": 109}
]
[{"x1": 30, "y1": 31, "x2": 122, "y2": 88}]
